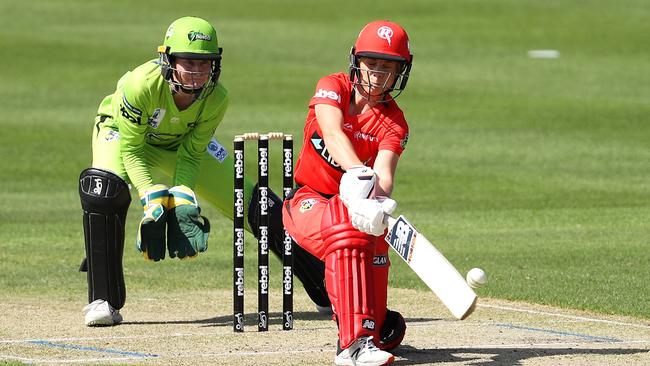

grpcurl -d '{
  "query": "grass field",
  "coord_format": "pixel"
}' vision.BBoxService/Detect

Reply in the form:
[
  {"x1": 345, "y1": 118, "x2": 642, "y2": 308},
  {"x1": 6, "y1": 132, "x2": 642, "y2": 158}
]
[{"x1": 1, "y1": 1, "x2": 649, "y2": 355}]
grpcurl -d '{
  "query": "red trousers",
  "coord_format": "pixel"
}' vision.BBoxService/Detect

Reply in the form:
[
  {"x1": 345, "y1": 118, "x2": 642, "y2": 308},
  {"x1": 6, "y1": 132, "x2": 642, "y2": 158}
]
[{"x1": 283, "y1": 186, "x2": 390, "y2": 348}]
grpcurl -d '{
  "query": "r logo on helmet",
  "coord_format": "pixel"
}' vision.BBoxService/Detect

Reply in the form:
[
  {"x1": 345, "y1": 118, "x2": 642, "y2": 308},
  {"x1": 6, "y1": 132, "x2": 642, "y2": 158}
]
[{"x1": 377, "y1": 26, "x2": 394, "y2": 46}]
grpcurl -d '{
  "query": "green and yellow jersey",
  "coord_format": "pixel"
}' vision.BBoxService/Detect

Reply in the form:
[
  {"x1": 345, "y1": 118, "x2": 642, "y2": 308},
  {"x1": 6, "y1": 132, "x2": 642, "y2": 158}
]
[{"x1": 96, "y1": 59, "x2": 228, "y2": 193}]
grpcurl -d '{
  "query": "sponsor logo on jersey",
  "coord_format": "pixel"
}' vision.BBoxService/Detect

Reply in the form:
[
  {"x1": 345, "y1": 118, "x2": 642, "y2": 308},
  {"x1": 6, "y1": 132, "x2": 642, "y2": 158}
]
[
  {"x1": 343, "y1": 123, "x2": 353, "y2": 130},
  {"x1": 208, "y1": 137, "x2": 228, "y2": 162},
  {"x1": 354, "y1": 131, "x2": 378, "y2": 142},
  {"x1": 170, "y1": 117, "x2": 180, "y2": 124},
  {"x1": 400, "y1": 132, "x2": 409, "y2": 149},
  {"x1": 361, "y1": 318, "x2": 376, "y2": 330},
  {"x1": 104, "y1": 130, "x2": 120, "y2": 142},
  {"x1": 310, "y1": 131, "x2": 344, "y2": 172},
  {"x1": 313, "y1": 88, "x2": 341, "y2": 103},
  {"x1": 120, "y1": 95, "x2": 142, "y2": 124},
  {"x1": 148, "y1": 108, "x2": 166, "y2": 128},
  {"x1": 188, "y1": 31, "x2": 212, "y2": 42},
  {"x1": 299, "y1": 198, "x2": 317, "y2": 213},
  {"x1": 377, "y1": 26, "x2": 394, "y2": 46}
]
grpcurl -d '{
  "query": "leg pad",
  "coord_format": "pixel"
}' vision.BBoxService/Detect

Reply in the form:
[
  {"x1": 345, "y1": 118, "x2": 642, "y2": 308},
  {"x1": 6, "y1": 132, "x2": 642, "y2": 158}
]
[{"x1": 79, "y1": 168, "x2": 131, "y2": 309}]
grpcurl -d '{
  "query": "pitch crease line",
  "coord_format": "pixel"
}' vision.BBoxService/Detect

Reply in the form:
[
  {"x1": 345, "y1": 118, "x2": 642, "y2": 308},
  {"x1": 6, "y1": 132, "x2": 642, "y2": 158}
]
[
  {"x1": 496, "y1": 323, "x2": 622, "y2": 343},
  {"x1": 0, "y1": 355, "x2": 146, "y2": 364},
  {"x1": 28, "y1": 340, "x2": 158, "y2": 358},
  {"x1": 479, "y1": 303, "x2": 650, "y2": 329}
]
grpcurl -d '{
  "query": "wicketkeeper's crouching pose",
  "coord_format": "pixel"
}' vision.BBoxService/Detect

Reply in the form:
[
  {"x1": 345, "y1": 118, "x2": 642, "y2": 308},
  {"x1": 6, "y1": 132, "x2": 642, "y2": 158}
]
[
  {"x1": 283, "y1": 21, "x2": 413, "y2": 366},
  {"x1": 79, "y1": 16, "x2": 328, "y2": 326}
]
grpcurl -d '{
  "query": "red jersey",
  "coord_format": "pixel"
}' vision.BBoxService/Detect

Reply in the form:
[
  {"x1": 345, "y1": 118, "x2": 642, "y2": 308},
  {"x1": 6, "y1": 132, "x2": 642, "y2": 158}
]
[{"x1": 294, "y1": 72, "x2": 409, "y2": 196}]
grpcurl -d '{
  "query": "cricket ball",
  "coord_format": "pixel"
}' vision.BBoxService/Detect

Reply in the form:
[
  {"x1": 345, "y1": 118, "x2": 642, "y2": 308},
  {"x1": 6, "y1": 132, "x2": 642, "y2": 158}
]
[{"x1": 466, "y1": 268, "x2": 487, "y2": 289}]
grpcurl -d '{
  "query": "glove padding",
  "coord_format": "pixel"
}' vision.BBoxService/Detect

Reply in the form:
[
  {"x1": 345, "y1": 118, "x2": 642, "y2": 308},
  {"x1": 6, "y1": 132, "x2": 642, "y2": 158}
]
[
  {"x1": 339, "y1": 166, "x2": 376, "y2": 206},
  {"x1": 166, "y1": 186, "x2": 210, "y2": 259},
  {"x1": 347, "y1": 196, "x2": 397, "y2": 236},
  {"x1": 137, "y1": 184, "x2": 169, "y2": 261}
]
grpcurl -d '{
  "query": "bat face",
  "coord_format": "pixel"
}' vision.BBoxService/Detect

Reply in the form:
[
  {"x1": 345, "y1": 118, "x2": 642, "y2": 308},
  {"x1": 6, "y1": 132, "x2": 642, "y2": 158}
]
[
  {"x1": 385, "y1": 215, "x2": 478, "y2": 320},
  {"x1": 385, "y1": 216, "x2": 417, "y2": 262}
]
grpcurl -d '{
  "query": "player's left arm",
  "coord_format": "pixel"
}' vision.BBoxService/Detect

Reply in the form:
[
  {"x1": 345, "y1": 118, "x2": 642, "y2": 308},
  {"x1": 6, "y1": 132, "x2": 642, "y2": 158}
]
[
  {"x1": 167, "y1": 93, "x2": 228, "y2": 258},
  {"x1": 372, "y1": 149, "x2": 400, "y2": 197},
  {"x1": 174, "y1": 94, "x2": 228, "y2": 188}
]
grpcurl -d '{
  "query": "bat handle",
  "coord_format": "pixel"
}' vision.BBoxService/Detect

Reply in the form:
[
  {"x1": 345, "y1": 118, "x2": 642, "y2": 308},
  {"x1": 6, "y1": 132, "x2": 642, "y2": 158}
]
[{"x1": 384, "y1": 214, "x2": 397, "y2": 228}]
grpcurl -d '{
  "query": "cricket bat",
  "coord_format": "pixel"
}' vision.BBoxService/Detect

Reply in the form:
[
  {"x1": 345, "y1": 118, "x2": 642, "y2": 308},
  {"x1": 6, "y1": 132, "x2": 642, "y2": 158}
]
[{"x1": 385, "y1": 215, "x2": 477, "y2": 320}]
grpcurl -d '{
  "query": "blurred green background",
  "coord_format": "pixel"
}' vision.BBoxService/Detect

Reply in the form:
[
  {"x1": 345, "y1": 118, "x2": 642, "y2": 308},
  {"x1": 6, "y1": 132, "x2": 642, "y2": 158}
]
[{"x1": 0, "y1": 0, "x2": 648, "y2": 320}]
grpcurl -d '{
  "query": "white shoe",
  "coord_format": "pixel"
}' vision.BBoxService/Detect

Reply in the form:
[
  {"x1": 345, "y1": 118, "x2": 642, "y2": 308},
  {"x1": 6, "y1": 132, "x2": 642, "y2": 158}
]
[
  {"x1": 335, "y1": 336, "x2": 394, "y2": 366},
  {"x1": 82, "y1": 299, "x2": 123, "y2": 326}
]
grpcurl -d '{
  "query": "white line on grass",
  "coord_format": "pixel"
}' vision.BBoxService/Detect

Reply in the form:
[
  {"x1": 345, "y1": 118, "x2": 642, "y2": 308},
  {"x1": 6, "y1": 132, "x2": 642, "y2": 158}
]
[
  {"x1": 478, "y1": 304, "x2": 650, "y2": 329},
  {"x1": 427, "y1": 340, "x2": 649, "y2": 349},
  {"x1": 0, "y1": 355, "x2": 143, "y2": 364},
  {"x1": 0, "y1": 332, "x2": 205, "y2": 344},
  {"x1": 8, "y1": 340, "x2": 647, "y2": 365}
]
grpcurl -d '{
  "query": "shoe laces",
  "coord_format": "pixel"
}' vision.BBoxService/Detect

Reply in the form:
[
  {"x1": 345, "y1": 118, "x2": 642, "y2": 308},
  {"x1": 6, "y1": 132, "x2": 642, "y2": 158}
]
[{"x1": 358, "y1": 336, "x2": 380, "y2": 352}]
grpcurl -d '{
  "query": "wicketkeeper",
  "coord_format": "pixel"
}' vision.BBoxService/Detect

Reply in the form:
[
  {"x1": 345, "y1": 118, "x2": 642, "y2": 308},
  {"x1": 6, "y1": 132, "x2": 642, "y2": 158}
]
[
  {"x1": 282, "y1": 21, "x2": 413, "y2": 366},
  {"x1": 79, "y1": 16, "x2": 328, "y2": 326}
]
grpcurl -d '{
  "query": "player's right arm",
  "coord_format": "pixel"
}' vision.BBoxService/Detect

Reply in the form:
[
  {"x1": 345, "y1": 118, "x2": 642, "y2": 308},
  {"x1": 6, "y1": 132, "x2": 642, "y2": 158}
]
[
  {"x1": 115, "y1": 72, "x2": 155, "y2": 194},
  {"x1": 314, "y1": 104, "x2": 363, "y2": 171}
]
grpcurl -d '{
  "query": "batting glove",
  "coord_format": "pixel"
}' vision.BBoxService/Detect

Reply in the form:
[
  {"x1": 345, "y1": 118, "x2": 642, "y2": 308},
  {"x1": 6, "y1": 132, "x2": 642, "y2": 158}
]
[
  {"x1": 339, "y1": 165, "x2": 376, "y2": 207},
  {"x1": 348, "y1": 197, "x2": 397, "y2": 236}
]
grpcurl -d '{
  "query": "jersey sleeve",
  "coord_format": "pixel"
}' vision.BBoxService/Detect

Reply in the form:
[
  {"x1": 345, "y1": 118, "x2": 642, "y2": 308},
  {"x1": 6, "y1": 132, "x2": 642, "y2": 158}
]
[
  {"x1": 173, "y1": 88, "x2": 229, "y2": 188},
  {"x1": 308, "y1": 75, "x2": 345, "y2": 110},
  {"x1": 116, "y1": 71, "x2": 155, "y2": 193},
  {"x1": 378, "y1": 114, "x2": 409, "y2": 156}
]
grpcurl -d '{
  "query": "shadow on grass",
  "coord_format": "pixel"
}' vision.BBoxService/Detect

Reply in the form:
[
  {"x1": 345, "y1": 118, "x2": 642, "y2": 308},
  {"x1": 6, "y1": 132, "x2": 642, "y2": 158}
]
[
  {"x1": 123, "y1": 313, "x2": 440, "y2": 327},
  {"x1": 393, "y1": 345, "x2": 649, "y2": 365}
]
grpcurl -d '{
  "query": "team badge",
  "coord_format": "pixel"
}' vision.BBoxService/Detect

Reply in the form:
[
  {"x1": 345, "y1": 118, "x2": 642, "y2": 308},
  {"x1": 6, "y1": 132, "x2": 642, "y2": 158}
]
[
  {"x1": 377, "y1": 26, "x2": 394, "y2": 46},
  {"x1": 188, "y1": 31, "x2": 211, "y2": 41},
  {"x1": 299, "y1": 199, "x2": 317, "y2": 213},
  {"x1": 148, "y1": 108, "x2": 166, "y2": 128},
  {"x1": 400, "y1": 133, "x2": 409, "y2": 149}
]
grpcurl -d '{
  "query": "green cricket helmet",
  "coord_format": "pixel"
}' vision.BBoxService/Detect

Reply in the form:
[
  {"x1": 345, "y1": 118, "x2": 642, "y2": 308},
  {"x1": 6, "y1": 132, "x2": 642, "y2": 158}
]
[{"x1": 157, "y1": 16, "x2": 223, "y2": 99}]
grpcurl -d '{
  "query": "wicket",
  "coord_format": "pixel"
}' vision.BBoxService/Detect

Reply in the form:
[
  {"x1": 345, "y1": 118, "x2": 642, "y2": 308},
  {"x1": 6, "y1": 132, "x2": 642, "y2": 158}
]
[{"x1": 233, "y1": 132, "x2": 294, "y2": 332}]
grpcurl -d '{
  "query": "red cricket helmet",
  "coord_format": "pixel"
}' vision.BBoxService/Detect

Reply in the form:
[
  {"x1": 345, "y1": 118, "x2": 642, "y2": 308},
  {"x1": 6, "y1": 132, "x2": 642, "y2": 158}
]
[
  {"x1": 349, "y1": 20, "x2": 413, "y2": 98},
  {"x1": 354, "y1": 20, "x2": 412, "y2": 63}
]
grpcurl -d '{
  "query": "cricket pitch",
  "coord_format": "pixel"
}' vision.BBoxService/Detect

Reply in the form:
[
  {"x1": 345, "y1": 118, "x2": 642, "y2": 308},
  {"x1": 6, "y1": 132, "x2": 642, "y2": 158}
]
[{"x1": 1, "y1": 288, "x2": 649, "y2": 365}]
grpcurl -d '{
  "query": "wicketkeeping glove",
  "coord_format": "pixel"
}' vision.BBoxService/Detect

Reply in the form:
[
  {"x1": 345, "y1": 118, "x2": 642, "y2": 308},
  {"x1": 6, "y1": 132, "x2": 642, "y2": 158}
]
[
  {"x1": 166, "y1": 185, "x2": 210, "y2": 259},
  {"x1": 137, "y1": 184, "x2": 169, "y2": 261}
]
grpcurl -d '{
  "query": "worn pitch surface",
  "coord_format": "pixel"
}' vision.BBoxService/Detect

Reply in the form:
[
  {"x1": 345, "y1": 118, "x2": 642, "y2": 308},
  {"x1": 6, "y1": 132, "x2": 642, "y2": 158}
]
[{"x1": 1, "y1": 289, "x2": 649, "y2": 365}]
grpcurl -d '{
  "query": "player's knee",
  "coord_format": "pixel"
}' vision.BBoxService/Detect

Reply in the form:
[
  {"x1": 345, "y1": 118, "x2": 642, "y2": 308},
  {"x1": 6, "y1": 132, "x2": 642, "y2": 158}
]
[
  {"x1": 79, "y1": 168, "x2": 131, "y2": 212},
  {"x1": 379, "y1": 309, "x2": 406, "y2": 351},
  {"x1": 322, "y1": 196, "x2": 374, "y2": 256}
]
